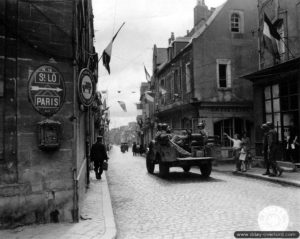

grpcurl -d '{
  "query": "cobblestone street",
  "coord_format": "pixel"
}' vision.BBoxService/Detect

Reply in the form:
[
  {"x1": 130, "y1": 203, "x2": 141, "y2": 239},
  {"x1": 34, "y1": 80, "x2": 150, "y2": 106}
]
[{"x1": 107, "y1": 146, "x2": 300, "y2": 239}]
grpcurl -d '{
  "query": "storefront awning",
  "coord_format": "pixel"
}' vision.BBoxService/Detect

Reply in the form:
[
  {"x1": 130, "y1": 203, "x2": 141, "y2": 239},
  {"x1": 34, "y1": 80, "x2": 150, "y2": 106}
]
[{"x1": 242, "y1": 57, "x2": 300, "y2": 83}]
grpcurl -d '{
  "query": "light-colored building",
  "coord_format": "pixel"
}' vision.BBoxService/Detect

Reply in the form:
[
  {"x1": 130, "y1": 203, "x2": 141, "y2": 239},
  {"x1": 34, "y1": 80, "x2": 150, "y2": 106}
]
[{"x1": 152, "y1": 0, "x2": 258, "y2": 157}]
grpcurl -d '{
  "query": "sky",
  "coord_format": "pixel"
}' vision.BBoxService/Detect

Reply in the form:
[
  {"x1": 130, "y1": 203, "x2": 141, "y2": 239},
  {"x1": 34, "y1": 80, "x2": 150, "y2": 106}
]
[{"x1": 92, "y1": 0, "x2": 226, "y2": 128}]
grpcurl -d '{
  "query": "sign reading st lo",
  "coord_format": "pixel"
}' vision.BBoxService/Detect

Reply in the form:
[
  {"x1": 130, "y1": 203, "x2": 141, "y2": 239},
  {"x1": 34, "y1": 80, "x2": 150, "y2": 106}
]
[{"x1": 28, "y1": 65, "x2": 65, "y2": 116}]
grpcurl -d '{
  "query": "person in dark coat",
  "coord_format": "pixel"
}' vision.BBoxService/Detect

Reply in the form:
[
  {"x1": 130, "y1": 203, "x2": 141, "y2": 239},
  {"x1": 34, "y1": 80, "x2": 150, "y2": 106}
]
[
  {"x1": 266, "y1": 122, "x2": 283, "y2": 177},
  {"x1": 132, "y1": 142, "x2": 137, "y2": 156},
  {"x1": 90, "y1": 136, "x2": 108, "y2": 180},
  {"x1": 261, "y1": 123, "x2": 271, "y2": 175}
]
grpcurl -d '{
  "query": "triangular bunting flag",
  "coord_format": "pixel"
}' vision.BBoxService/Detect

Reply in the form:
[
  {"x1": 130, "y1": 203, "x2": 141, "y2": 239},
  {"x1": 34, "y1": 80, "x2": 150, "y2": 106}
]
[{"x1": 117, "y1": 101, "x2": 127, "y2": 112}]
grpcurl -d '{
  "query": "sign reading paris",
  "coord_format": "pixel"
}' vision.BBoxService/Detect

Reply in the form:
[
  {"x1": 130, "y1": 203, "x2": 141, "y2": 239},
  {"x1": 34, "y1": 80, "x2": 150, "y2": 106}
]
[{"x1": 28, "y1": 65, "x2": 66, "y2": 116}]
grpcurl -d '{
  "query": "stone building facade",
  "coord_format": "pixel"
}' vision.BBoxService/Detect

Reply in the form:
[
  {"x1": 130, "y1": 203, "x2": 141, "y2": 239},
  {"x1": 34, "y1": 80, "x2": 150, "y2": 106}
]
[
  {"x1": 151, "y1": 0, "x2": 258, "y2": 157},
  {"x1": 0, "y1": 0, "x2": 98, "y2": 228}
]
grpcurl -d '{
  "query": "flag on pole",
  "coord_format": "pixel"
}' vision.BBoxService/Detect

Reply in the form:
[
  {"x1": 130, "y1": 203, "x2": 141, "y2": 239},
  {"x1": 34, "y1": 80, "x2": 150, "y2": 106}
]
[
  {"x1": 117, "y1": 101, "x2": 127, "y2": 112},
  {"x1": 159, "y1": 86, "x2": 167, "y2": 95},
  {"x1": 144, "y1": 65, "x2": 151, "y2": 82},
  {"x1": 263, "y1": 13, "x2": 281, "y2": 41},
  {"x1": 145, "y1": 92, "x2": 154, "y2": 103},
  {"x1": 102, "y1": 22, "x2": 125, "y2": 74},
  {"x1": 263, "y1": 13, "x2": 280, "y2": 59}
]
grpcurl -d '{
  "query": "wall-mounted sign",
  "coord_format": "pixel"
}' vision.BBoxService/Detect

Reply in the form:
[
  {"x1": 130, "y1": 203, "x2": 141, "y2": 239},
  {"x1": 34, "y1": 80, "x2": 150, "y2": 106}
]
[
  {"x1": 78, "y1": 68, "x2": 96, "y2": 106},
  {"x1": 28, "y1": 65, "x2": 65, "y2": 116}
]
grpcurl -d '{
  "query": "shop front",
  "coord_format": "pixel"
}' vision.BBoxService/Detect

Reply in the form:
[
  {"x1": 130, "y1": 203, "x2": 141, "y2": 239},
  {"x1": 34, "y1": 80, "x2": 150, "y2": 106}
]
[{"x1": 244, "y1": 57, "x2": 300, "y2": 163}]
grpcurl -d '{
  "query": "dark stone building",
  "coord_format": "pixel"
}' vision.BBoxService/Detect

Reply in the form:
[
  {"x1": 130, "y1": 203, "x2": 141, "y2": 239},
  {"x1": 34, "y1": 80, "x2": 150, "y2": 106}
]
[{"x1": 0, "y1": 0, "x2": 98, "y2": 228}]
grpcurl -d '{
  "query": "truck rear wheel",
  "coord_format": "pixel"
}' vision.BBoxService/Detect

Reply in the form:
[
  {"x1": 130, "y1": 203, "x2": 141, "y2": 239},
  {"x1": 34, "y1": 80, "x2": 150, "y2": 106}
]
[
  {"x1": 146, "y1": 154, "x2": 155, "y2": 174},
  {"x1": 200, "y1": 163, "x2": 212, "y2": 178},
  {"x1": 159, "y1": 162, "x2": 169, "y2": 177},
  {"x1": 183, "y1": 166, "x2": 191, "y2": 173}
]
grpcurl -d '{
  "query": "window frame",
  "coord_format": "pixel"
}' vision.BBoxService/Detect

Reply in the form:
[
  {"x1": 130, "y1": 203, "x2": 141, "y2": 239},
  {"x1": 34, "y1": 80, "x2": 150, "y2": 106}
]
[
  {"x1": 230, "y1": 10, "x2": 244, "y2": 34},
  {"x1": 231, "y1": 13, "x2": 240, "y2": 32},
  {"x1": 216, "y1": 59, "x2": 231, "y2": 89}
]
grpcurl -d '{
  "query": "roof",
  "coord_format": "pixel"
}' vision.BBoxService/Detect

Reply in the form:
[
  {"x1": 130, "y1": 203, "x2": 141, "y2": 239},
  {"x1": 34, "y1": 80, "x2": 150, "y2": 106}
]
[
  {"x1": 156, "y1": 48, "x2": 168, "y2": 66},
  {"x1": 177, "y1": 1, "x2": 227, "y2": 54},
  {"x1": 242, "y1": 57, "x2": 300, "y2": 82},
  {"x1": 174, "y1": 37, "x2": 191, "y2": 42},
  {"x1": 153, "y1": 1, "x2": 226, "y2": 75},
  {"x1": 190, "y1": 2, "x2": 227, "y2": 41}
]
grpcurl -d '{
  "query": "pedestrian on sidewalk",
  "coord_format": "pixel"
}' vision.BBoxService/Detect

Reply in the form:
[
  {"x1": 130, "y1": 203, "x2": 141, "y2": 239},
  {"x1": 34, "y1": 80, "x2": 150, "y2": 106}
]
[
  {"x1": 132, "y1": 142, "x2": 137, "y2": 156},
  {"x1": 266, "y1": 122, "x2": 283, "y2": 177},
  {"x1": 239, "y1": 144, "x2": 247, "y2": 172},
  {"x1": 261, "y1": 123, "x2": 271, "y2": 175},
  {"x1": 285, "y1": 126, "x2": 299, "y2": 163},
  {"x1": 224, "y1": 133, "x2": 242, "y2": 172},
  {"x1": 241, "y1": 132, "x2": 252, "y2": 170},
  {"x1": 91, "y1": 136, "x2": 109, "y2": 180}
]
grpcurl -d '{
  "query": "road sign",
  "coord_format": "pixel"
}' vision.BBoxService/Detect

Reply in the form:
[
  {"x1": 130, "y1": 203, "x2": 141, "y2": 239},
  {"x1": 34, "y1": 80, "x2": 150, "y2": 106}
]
[
  {"x1": 28, "y1": 65, "x2": 65, "y2": 116},
  {"x1": 78, "y1": 68, "x2": 96, "y2": 106}
]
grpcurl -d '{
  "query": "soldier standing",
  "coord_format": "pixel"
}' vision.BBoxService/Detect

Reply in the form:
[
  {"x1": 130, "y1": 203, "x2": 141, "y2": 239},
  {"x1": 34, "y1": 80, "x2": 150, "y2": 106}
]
[
  {"x1": 261, "y1": 123, "x2": 271, "y2": 175},
  {"x1": 266, "y1": 122, "x2": 283, "y2": 177}
]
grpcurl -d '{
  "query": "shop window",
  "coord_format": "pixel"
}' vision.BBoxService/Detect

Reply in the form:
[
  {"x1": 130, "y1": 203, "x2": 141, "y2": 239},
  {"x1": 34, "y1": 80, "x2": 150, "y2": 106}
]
[
  {"x1": 214, "y1": 118, "x2": 250, "y2": 147},
  {"x1": 264, "y1": 81, "x2": 299, "y2": 142},
  {"x1": 0, "y1": 78, "x2": 3, "y2": 160},
  {"x1": 217, "y1": 59, "x2": 231, "y2": 88},
  {"x1": 0, "y1": 81, "x2": 3, "y2": 97}
]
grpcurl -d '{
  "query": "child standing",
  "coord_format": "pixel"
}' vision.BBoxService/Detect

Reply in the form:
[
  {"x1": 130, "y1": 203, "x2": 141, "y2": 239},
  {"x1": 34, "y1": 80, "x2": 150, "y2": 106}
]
[
  {"x1": 239, "y1": 144, "x2": 247, "y2": 172},
  {"x1": 224, "y1": 133, "x2": 242, "y2": 172}
]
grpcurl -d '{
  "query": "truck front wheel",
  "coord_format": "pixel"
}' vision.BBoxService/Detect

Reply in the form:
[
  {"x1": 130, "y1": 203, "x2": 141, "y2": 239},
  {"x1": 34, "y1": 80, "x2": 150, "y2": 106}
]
[
  {"x1": 159, "y1": 162, "x2": 169, "y2": 177},
  {"x1": 200, "y1": 163, "x2": 212, "y2": 178}
]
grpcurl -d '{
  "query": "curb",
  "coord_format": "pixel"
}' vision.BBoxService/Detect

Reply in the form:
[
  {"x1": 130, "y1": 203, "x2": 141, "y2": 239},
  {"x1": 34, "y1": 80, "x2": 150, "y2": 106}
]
[
  {"x1": 213, "y1": 167, "x2": 300, "y2": 188},
  {"x1": 101, "y1": 172, "x2": 117, "y2": 239}
]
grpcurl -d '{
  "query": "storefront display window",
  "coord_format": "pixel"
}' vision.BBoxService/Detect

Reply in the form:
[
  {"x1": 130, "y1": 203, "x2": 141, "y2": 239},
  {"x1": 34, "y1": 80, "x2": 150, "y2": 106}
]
[
  {"x1": 264, "y1": 80, "x2": 299, "y2": 142},
  {"x1": 0, "y1": 73, "x2": 3, "y2": 160},
  {"x1": 214, "y1": 118, "x2": 251, "y2": 147}
]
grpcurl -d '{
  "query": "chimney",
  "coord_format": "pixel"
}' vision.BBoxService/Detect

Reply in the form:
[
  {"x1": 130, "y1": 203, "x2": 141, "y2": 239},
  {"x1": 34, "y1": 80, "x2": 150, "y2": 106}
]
[
  {"x1": 171, "y1": 32, "x2": 175, "y2": 41},
  {"x1": 194, "y1": 0, "x2": 209, "y2": 27}
]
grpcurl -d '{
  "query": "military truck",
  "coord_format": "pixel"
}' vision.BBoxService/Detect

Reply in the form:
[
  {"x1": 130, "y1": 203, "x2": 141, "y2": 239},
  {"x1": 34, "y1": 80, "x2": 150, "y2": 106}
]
[{"x1": 146, "y1": 128, "x2": 217, "y2": 178}]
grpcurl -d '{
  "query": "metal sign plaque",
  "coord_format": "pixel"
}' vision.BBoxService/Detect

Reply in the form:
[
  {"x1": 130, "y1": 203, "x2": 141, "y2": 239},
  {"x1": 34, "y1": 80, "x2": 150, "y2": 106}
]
[
  {"x1": 28, "y1": 65, "x2": 65, "y2": 116},
  {"x1": 78, "y1": 68, "x2": 96, "y2": 106}
]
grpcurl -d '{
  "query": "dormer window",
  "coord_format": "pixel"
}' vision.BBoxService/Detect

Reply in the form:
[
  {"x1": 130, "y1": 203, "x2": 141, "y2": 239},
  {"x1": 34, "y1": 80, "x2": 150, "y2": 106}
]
[{"x1": 230, "y1": 11, "x2": 244, "y2": 33}]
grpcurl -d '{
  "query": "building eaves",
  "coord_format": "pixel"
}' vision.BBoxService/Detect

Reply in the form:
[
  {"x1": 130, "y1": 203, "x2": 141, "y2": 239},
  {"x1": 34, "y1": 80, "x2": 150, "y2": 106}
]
[
  {"x1": 156, "y1": 43, "x2": 192, "y2": 75},
  {"x1": 242, "y1": 57, "x2": 300, "y2": 82}
]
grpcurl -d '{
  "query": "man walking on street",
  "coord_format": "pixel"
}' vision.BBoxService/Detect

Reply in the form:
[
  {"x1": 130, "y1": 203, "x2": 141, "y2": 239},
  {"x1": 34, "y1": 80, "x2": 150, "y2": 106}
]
[{"x1": 91, "y1": 136, "x2": 108, "y2": 180}]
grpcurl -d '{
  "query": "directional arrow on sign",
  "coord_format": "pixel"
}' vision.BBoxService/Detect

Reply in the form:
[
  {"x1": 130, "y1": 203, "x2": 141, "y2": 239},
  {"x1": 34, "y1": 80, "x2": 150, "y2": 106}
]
[{"x1": 31, "y1": 86, "x2": 63, "y2": 92}]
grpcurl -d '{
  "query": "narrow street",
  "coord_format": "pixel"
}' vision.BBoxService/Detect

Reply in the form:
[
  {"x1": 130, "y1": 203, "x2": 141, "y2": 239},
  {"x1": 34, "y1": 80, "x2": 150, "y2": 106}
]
[{"x1": 107, "y1": 146, "x2": 300, "y2": 239}]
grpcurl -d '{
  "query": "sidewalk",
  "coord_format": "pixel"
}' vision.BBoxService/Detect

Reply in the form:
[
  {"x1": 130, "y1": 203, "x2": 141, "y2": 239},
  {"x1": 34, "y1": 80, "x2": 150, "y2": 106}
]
[
  {"x1": 0, "y1": 172, "x2": 116, "y2": 239},
  {"x1": 213, "y1": 162, "x2": 300, "y2": 188}
]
